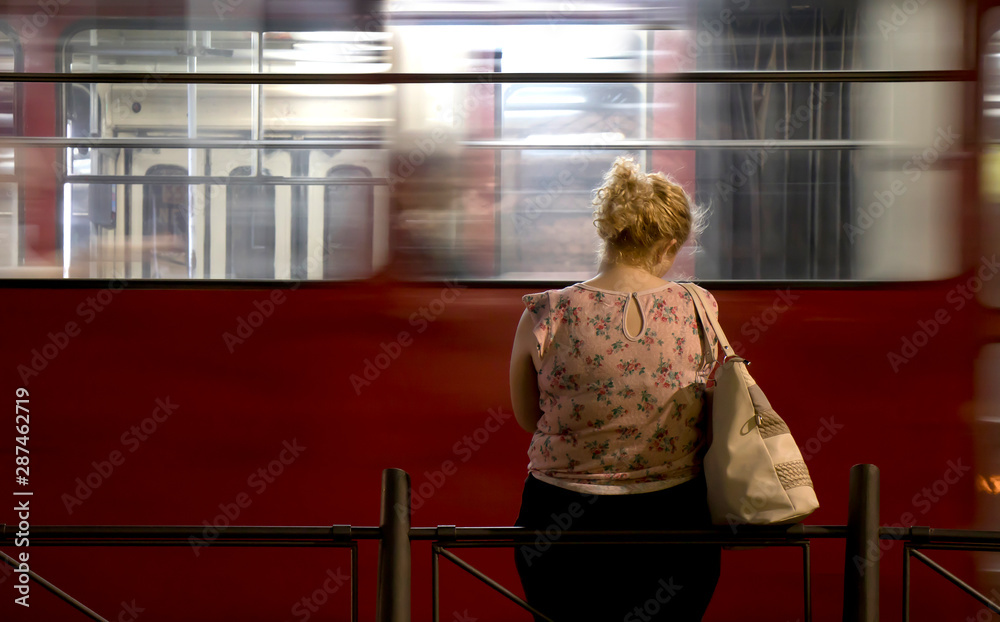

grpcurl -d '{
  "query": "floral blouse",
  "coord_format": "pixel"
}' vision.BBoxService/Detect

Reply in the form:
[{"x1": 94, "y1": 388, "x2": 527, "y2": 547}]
[{"x1": 523, "y1": 282, "x2": 720, "y2": 494}]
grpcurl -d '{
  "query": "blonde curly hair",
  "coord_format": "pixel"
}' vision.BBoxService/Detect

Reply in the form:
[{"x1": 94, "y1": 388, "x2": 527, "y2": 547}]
[{"x1": 592, "y1": 156, "x2": 703, "y2": 271}]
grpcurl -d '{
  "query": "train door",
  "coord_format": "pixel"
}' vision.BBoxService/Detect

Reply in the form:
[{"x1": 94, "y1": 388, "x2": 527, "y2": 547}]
[
  {"x1": 142, "y1": 164, "x2": 189, "y2": 278},
  {"x1": 323, "y1": 164, "x2": 373, "y2": 279},
  {"x1": 226, "y1": 165, "x2": 276, "y2": 279}
]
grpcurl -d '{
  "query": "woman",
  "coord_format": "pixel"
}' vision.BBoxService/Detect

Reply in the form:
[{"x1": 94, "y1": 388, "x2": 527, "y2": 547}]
[{"x1": 509, "y1": 156, "x2": 722, "y2": 622}]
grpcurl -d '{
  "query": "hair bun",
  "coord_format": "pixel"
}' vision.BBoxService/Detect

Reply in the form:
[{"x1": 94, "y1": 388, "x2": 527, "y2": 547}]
[
  {"x1": 592, "y1": 156, "x2": 700, "y2": 270},
  {"x1": 609, "y1": 156, "x2": 645, "y2": 187},
  {"x1": 593, "y1": 156, "x2": 656, "y2": 241}
]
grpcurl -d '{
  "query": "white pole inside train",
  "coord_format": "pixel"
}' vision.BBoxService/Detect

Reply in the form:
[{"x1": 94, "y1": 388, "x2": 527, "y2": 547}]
[{"x1": 186, "y1": 30, "x2": 198, "y2": 279}]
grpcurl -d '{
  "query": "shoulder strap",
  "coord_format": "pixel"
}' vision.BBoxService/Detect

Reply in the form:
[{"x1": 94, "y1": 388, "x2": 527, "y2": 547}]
[{"x1": 678, "y1": 282, "x2": 733, "y2": 362}]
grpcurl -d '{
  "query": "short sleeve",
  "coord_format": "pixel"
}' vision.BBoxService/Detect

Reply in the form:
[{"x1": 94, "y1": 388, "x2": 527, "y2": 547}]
[{"x1": 522, "y1": 291, "x2": 553, "y2": 358}]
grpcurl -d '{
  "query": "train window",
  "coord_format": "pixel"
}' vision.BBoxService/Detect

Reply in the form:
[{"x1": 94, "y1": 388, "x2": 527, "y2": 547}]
[
  {"x1": 691, "y1": 9, "x2": 860, "y2": 280},
  {"x1": 388, "y1": 5, "x2": 965, "y2": 282},
  {"x1": 59, "y1": 25, "x2": 392, "y2": 279},
  {"x1": 0, "y1": 28, "x2": 16, "y2": 272},
  {"x1": 981, "y1": 21, "x2": 1000, "y2": 308},
  {"x1": 45, "y1": 4, "x2": 967, "y2": 282}
]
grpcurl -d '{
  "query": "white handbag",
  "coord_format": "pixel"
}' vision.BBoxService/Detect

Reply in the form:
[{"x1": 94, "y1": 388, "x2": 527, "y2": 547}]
[{"x1": 680, "y1": 283, "x2": 819, "y2": 527}]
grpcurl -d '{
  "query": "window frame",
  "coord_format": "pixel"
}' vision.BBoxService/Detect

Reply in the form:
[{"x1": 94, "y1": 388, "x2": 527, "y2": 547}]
[
  {"x1": 16, "y1": 14, "x2": 971, "y2": 288},
  {"x1": 54, "y1": 17, "x2": 391, "y2": 281},
  {"x1": 0, "y1": 21, "x2": 25, "y2": 267}
]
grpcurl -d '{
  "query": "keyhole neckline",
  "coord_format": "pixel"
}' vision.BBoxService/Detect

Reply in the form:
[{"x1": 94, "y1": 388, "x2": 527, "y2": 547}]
[{"x1": 622, "y1": 292, "x2": 647, "y2": 342}]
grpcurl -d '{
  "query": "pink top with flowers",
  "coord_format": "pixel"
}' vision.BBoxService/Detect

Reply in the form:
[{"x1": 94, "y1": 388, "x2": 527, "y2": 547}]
[{"x1": 523, "y1": 282, "x2": 719, "y2": 495}]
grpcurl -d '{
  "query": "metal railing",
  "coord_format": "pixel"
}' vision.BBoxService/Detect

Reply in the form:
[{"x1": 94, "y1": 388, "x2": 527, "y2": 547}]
[
  {"x1": 389, "y1": 465, "x2": 873, "y2": 622},
  {"x1": 0, "y1": 524, "x2": 376, "y2": 622},
  {"x1": 3, "y1": 463, "x2": 998, "y2": 622},
  {"x1": 384, "y1": 464, "x2": 996, "y2": 622},
  {"x1": 419, "y1": 526, "x2": 834, "y2": 622},
  {"x1": 891, "y1": 527, "x2": 1000, "y2": 622}
]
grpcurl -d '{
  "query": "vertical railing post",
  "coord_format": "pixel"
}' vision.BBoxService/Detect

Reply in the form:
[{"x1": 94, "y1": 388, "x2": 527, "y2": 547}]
[
  {"x1": 378, "y1": 468, "x2": 411, "y2": 622},
  {"x1": 843, "y1": 463, "x2": 880, "y2": 622}
]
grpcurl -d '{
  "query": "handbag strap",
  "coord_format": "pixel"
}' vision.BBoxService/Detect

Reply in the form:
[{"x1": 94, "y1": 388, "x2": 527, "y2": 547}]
[{"x1": 679, "y1": 282, "x2": 734, "y2": 363}]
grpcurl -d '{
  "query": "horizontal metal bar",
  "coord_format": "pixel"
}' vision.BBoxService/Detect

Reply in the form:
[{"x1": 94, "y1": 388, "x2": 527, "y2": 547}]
[
  {"x1": 409, "y1": 524, "x2": 844, "y2": 542},
  {"x1": 462, "y1": 139, "x2": 891, "y2": 150},
  {"x1": 0, "y1": 524, "x2": 381, "y2": 542},
  {"x1": 0, "y1": 70, "x2": 975, "y2": 85},
  {"x1": 911, "y1": 550, "x2": 1000, "y2": 614},
  {"x1": 0, "y1": 549, "x2": 110, "y2": 622},
  {"x1": 433, "y1": 540, "x2": 808, "y2": 548},
  {"x1": 63, "y1": 175, "x2": 387, "y2": 186},
  {"x1": 881, "y1": 527, "x2": 1000, "y2": 544},
  {"x1": 0, "y1": 137, "x2": 898, "y2": 150},
  {"x1": 12, "y1": 540, "x2": 362, "y2": 547},
  {"x1": 385, "y1": 8, "x2": 685, "y2": 25},
  {"x1": 7, "y1": 137, "x2": 384, "y2": 150},
  {"x1": 900, "y1": 543, "x2": 1000, "y2": 553},
  {"x1": 0, "y1": 136, "x2": 893, "y2": 150}
]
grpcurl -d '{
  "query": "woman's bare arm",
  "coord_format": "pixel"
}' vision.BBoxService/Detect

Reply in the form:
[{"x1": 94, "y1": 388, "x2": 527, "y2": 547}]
[{"x1": 510, "y1": 309, "x2": 544, "y2": 434}]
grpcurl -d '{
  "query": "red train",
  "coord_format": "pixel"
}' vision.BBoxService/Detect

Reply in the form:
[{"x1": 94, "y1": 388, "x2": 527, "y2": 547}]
[{"x1": 0, "y1": 0, "x2": 997, "y2": 620}]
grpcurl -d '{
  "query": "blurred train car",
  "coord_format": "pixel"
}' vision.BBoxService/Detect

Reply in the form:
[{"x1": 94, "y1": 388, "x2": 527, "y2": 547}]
[{"x1": 0, "y1": 0, "x2": 997, "y2": 620}]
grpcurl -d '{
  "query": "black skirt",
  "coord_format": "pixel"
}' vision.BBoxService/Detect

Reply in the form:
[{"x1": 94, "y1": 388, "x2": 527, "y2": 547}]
[{"x1": 513, "y1": 473, "x2": 721, "y2": 622}]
